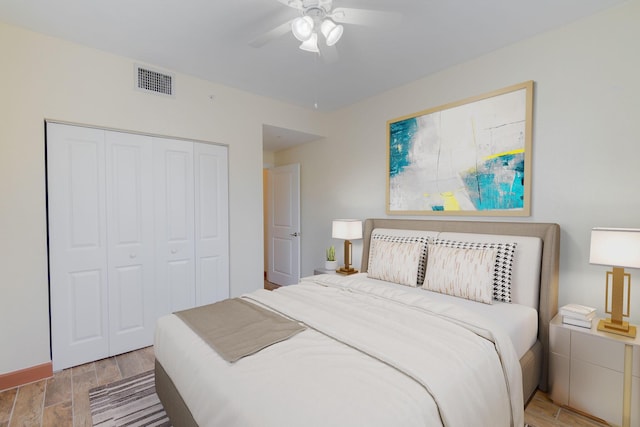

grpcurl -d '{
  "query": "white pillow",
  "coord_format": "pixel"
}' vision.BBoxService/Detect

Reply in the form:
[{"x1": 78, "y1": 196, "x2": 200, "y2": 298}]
[
  {"x1": 367, "y1": 239, "x2": 424, "y2": 287},
  {"x1": 433, "y1": 239, "x2": 517, "y2": 303},
  {"x1": 370, "y1": 232, "x2": 431, "y2": 285},
  {"x1": 437, "y1": 232, "x2": 540, "y2": 308},
  {"x1": 423, "y1": 244, "x2": 497, "y2": 304}
]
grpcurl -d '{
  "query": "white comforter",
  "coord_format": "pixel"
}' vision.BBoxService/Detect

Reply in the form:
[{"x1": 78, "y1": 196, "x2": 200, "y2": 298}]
[{"x1": 154, "y1": 274, "x2": 524, "y2": 427}]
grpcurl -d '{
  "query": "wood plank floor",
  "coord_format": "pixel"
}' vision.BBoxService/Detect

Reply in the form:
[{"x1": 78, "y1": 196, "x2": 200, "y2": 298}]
[
  {"x1": 0, "y1": 346, "x2": 154, "y2": 427},
  {"x1": 525, "y1": 390, "x2": 609, "y2": 427}
]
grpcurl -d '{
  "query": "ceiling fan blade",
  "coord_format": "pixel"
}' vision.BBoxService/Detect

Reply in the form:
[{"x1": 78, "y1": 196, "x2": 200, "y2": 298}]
[
  {"x1": 249, "y1": 21, "x2": 292, "y2": 48},
  {"x1": 276, "y1": 0, "x2": 304, "y2": 10},
  {"x1": 331, "y1": 7, "x2": 402, "y2": 27}
]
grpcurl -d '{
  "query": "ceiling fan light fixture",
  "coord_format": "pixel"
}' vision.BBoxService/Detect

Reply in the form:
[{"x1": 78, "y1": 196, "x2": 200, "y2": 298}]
[
  {"x1": 299, "y1": 32, "x2": 319, "y2": 53},
  {"x1": 320, "y1": 19, "x2": 343, "y2": 46},
  {"x1": 291, "y1": 16, "x2": 314, "y2": 41}
]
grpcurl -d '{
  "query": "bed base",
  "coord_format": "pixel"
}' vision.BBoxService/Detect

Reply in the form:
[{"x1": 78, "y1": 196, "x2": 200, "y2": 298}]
[
  {"x1": 521, "y1": 340, "x2": 543, "y2": 401},
  {"x1": 156, "y1": 360, "x2": 198, "y2": 427}
]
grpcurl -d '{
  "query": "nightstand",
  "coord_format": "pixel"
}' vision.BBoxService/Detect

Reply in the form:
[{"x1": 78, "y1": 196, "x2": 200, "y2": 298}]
[
  {"x1": 549, "y1": 314, "x2": 640, "y2": 426},
  {"x1": 313, "y1": 268, "x2": 336, "y2": 275}
]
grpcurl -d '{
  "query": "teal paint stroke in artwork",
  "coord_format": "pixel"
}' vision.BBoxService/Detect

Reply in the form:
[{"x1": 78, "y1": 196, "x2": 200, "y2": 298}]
[
  {"x1": 462, "y1": 153, "x2": 525, "y2": 210},
  {"x1": 389, "y1": 118, "x2": 417, "y2": 177}
]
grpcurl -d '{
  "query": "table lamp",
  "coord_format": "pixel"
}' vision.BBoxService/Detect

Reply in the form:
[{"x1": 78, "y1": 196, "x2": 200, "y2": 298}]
[
  {"x1": 589, "y1": 227, "x2": 640, "y2": 338},
  {"x1": 332, "y1": 219, "x2": 362, "y2": 275}
]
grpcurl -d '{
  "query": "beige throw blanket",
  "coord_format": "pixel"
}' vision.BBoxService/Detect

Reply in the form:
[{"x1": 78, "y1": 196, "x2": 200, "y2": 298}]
[{"x1": 174, "y1": 298, "x2": 306, "y2": 363}]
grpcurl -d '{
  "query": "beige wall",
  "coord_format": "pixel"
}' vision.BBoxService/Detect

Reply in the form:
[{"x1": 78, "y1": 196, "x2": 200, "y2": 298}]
[
  {"x1": 276, "y1": 1, "x2": 640, "y2": 322},
  {"x1": 0, "y1": 22, "x2": 325, "y2": 375}
]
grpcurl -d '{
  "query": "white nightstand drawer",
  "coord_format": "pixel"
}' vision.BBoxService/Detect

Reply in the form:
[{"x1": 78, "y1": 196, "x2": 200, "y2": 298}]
[
  {"x1": 571, "y1": 331, "x2": 625, "y2": 372},
  {"x1": 549, "y1": 352, "x2": 570, "y2": 405},
  {"x1": 568, "y1": 359, "x2": 640, "y2": 427},
  {"x1": 570, "y1": 358, "x2": 624, "y2": 425},
  {"x1": 550, "y1": 322, "x2": 571, "y2": 357}
]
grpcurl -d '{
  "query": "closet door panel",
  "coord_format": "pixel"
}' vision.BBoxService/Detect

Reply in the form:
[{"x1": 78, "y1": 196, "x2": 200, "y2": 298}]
[
  {"x1": 194, "y1": 143, "x2": 229, "y2": 305},
  {"x1": 47, "y1": 123, "x2": 109, "y2": 371},
  {"x1": 155, "y1": 138, "x2": 195, "y2": 315},
  {"x1": 168, "y1": 259, "x2": 193, "y2": 311},
  {"x1": 105, "y1": 131, "x2": 155, "y2": 354},
  {"x1": 113, "y1": 266, "x2": 144, "y2": 329},
  {"x1": 69, "y1": 271, "x2": 104, "y2": 341}
]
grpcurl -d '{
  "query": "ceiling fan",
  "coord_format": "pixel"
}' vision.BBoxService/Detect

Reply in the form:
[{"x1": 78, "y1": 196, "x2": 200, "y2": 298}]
[{"x1": 249, "y1": 0, "x2": 401, "y2": 58}]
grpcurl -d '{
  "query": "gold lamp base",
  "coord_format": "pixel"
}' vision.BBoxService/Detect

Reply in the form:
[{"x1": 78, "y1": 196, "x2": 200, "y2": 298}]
[
  {"x1": 597, "y1": 318, "x2": 637, "y2": 338},
  {"x1": 337, "y1": 267, "x2": 358, "y2": 275}
]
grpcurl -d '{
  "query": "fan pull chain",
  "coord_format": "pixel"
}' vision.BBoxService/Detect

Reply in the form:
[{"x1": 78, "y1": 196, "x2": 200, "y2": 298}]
[{"x1": 314, "y1": 53, "x2": 319, "y2": 109}]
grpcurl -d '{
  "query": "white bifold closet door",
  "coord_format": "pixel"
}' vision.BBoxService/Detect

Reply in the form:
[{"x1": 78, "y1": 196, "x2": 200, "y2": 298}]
[
  {"x1": 193, "y1": 142, "x2": 229, "y2": 306},
  {"x1": 48, "y1": 124, "x2": 155, "y2": 370},
  {"x1": 153, "y1": 139, "x2": 229, "y2": 316},
  {"x1": 105, "y1": 131, "x2": 155, "y2": 357},
  {"x1": 154, "y1": 138, "x2": 196, "y2": 315},
  {"x1": 48, "y1": 123, "x2": 229, "y2": 371},
  {"x1": 48, "y1": 124, "x2": 111, "y2": 370}
]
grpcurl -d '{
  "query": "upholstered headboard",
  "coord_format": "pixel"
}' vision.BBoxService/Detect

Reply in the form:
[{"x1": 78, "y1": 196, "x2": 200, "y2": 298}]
[{"x1": 360, "y1": 218, "x2": 560, "y2": 392}]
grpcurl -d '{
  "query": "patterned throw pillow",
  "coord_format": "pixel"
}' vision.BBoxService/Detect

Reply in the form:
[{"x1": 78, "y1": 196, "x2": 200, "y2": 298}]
[
  {"x1": 431, "y1": 239, "x2": 517, "y2": 303},
  {"x1": 370, "y1": 234, "x2": 429, "y2": 286},
  {"x1": 423, "y1": 244, "x2": 497, "y2": 304},
  {"x1": 368, "y1": 240, "x2": 424, "y2": 287}
]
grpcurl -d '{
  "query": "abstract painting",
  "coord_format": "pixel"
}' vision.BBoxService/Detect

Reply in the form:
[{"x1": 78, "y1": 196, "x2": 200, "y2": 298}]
[{"x1": 387, "y1": 81, "x2": 533, "y2": 216}]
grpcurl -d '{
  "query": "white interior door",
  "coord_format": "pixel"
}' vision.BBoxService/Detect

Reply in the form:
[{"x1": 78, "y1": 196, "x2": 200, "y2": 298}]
[
  {"x1": 154, "y1": 138, "x2": 195, "y2": 315},
  {"x1": 48, "y1": 123, "x2": 110, "y2": 371},
  {"x1": 105, "y1": 131, "x2": 155, "y2": 354},
  {"x1": 194, "y1": 142, "x2": 229, "y2": 305},
  {"x1": 267, "y1": 164, "x2": 300, "y2": 286}
]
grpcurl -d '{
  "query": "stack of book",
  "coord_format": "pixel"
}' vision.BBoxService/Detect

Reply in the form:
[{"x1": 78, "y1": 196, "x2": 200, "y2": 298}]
[{"x1": 560, "y1": 303, "x2": 596, "y2": 328}]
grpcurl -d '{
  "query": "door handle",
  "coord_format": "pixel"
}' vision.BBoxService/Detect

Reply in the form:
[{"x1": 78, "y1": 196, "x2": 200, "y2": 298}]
[{"x1": 290, "y1": 232, "x2": 300, "y2": 237}]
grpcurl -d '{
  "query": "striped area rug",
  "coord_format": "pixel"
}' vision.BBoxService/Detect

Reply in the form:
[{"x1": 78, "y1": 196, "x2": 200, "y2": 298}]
[{"x1": 89, "y1": 370, "x2": 171, "y2": 427}]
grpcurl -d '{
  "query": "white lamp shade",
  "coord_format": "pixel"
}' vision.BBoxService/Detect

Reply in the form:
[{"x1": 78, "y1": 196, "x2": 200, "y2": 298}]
[
  {"x1": 320, "y1": 19, "x2": 343, "y2": 46},
  {"x1": 291, "y1": 16, "x2": 314, "y2": 42},
  {"x1": 299, "y1": 32, "x2": 319, "y2": 52},
  {"x1": 589, "y1": 227, "x2": 640, "y2": 268},
  {"x1": 332, "y1": 219, "x2": 362, "y2": 240}
]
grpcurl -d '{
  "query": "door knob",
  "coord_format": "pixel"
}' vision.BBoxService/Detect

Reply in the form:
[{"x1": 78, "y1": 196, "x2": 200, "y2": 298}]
[{"x1": 290, "y1": 232, "x2": 300, "y2": 237}]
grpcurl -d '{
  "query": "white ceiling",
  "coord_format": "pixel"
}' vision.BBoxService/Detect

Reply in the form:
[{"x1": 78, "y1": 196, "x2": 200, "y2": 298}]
[{"x1": 0, "y1": 0, "x2": 627, "y2": 149}]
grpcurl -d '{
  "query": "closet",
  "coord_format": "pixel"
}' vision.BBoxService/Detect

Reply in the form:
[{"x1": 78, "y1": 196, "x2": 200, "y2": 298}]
[{"x1": 47, "y1": 122, "x2": 229, "y2": 371}]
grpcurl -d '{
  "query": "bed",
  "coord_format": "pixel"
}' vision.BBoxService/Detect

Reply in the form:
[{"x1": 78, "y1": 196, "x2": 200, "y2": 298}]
[{"x1": 154, "y1": 218, "x2": 560, "y2": 427}]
